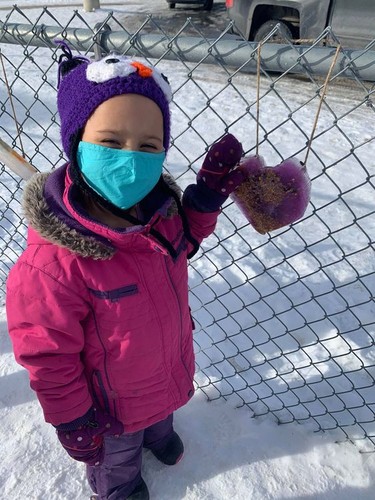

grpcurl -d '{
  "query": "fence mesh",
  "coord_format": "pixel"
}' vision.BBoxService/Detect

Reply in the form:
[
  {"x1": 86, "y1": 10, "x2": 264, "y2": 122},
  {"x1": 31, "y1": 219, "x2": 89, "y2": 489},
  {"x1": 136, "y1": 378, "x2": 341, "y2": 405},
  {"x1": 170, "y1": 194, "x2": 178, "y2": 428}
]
[{"x1": 0, "y1": 5, "x2": 374, "y2": 451}]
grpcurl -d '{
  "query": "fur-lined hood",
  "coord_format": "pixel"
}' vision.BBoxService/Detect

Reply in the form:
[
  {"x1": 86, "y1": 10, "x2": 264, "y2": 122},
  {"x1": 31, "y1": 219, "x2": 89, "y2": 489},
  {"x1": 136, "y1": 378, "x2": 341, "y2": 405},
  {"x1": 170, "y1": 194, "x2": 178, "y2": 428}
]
[{"x1": 23, "y1": 164, "x2": 182, "y2": 260}]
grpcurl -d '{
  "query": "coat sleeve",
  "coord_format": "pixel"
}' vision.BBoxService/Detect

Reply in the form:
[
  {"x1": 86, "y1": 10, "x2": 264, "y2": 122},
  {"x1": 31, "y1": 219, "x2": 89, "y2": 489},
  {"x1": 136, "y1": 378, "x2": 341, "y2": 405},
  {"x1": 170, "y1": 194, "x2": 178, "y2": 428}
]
[
  {"x1": 180, "y1": 184, "x2": 221, "y2": 256},
  {"x1": 6, "y1": 260, "x2": 93, "y2": 426},
  {"x1": 181, "y1": 204, "x2": 220, "y2": 250}
]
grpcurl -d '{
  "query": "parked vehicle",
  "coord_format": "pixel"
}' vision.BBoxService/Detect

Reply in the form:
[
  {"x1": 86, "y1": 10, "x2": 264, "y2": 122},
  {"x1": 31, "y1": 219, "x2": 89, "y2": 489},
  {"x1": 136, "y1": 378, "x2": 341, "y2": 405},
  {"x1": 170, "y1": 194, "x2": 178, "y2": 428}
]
[
  {"x1": 225, "y1": 0, "x2": 375, "y2": 48},
  {"x1": 166, "y1": 0, "x2": 214, "y2": 10}
]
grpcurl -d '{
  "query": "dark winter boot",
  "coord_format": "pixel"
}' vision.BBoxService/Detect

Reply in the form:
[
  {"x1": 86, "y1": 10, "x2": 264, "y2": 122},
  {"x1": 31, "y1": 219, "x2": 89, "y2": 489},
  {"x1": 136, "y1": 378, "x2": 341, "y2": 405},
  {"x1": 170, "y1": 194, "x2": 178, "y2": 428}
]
[
  {"x1": 127, "y1": 478, "x2": 150, "y2": 500},
  {"x1": 89, "y1": 478, "x2": 149, "y2": 500},
  {"x1": 151, "y1": 431, "x2": 184, "y2": 465}
]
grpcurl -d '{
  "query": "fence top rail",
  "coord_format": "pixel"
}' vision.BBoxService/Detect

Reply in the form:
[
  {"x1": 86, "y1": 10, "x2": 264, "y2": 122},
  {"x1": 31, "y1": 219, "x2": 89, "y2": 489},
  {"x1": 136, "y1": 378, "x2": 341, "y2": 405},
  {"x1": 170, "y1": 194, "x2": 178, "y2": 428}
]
[{"x1": 1, "y1": 21, "x2": 375, "y2": 81}]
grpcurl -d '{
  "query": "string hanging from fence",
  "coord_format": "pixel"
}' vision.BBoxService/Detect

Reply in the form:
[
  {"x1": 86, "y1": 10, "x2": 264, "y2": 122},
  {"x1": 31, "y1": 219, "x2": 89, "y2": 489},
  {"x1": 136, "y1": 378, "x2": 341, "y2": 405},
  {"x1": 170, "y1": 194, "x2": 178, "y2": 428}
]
[
  {"x1": 254, "y1": 41, "x2": 341, "y2": 166},
  {"x1": 0, "y1": 49, "x2": 25, "y2": 158},
  {"x1": 304, "y1": 44, "x2": 341, "y2": 165},
  {"x1": 255, "y1": 42, "x2": 262, "y2": 156}
]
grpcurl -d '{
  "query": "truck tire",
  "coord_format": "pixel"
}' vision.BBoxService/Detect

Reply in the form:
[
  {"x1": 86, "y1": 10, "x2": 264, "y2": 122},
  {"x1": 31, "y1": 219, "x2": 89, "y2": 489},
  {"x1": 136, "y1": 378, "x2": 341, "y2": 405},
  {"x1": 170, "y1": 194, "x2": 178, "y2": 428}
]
[
  {"x1": 203, "y1": 0, "x2": 214, "y2": 10},
  {"x1": 254, "y1": 20, "x2": 293, "y2": 43}
]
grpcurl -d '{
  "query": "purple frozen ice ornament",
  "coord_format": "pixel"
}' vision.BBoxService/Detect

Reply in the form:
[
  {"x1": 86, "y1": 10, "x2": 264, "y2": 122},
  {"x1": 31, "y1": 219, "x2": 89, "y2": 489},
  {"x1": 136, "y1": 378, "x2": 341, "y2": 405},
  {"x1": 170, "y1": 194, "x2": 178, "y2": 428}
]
[{"x1": 230, "y1": 155, "x2": 311, "y2": 234}]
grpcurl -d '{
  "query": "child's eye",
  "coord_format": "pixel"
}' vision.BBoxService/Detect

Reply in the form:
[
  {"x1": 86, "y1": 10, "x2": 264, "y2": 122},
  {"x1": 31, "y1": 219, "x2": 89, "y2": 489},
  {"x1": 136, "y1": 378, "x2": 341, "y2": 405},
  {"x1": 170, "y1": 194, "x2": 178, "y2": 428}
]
[
  {"x1": 102, "y1": 139, "x2": 121, "y2": 148},
  {"x1": 142, "y1": 144, "x2": 158, "y2": 151}
]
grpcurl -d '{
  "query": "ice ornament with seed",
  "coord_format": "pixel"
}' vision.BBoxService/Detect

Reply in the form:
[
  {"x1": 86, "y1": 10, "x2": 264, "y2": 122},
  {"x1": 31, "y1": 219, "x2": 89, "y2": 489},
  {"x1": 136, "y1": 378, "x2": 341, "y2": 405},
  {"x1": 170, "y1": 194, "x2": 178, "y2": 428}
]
[{"x1": 230, "y1": 155, "x2": 311, "y2": 234}]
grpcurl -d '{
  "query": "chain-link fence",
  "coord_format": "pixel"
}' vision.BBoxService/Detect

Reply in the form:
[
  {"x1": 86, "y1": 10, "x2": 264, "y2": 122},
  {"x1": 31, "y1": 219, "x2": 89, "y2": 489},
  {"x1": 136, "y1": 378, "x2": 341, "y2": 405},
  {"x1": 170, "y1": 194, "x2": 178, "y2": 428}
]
[{"x1": 1, "y1": 6, "x2": 374, "y2": 451}]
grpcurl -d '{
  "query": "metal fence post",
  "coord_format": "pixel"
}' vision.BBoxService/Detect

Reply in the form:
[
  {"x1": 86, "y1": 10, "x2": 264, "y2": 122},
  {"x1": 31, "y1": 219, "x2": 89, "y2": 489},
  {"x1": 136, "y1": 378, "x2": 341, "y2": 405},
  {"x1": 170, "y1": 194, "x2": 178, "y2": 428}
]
[
  {"x1": 93, "y1": 22, "x2": 112, "y2": 60},
  {"x1": 83, "y1": 0, "x2": 100, "y2": 12}
]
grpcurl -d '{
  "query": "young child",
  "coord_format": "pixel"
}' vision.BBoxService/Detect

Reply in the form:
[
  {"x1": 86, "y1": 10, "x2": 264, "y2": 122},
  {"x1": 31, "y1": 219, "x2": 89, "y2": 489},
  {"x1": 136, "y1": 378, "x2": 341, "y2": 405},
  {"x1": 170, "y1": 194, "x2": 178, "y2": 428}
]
[{"x1": 6, "y1": 43, "x2": 244, "y2": 500}]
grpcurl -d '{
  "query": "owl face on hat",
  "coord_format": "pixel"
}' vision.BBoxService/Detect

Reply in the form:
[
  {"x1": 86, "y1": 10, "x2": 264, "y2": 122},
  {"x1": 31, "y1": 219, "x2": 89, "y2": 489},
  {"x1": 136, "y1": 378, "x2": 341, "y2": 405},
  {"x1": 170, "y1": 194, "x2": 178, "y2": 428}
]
[{"x1": 86, "y1": 55, "x2": 172, "y2": 104}]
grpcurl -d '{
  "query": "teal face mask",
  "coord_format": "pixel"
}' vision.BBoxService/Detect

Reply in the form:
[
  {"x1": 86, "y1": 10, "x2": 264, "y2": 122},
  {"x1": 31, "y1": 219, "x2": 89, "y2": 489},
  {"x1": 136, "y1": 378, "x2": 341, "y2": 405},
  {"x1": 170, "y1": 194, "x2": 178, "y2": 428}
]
[{"x1": 77, "y1": 142, "x2": 165, "y2": 210}]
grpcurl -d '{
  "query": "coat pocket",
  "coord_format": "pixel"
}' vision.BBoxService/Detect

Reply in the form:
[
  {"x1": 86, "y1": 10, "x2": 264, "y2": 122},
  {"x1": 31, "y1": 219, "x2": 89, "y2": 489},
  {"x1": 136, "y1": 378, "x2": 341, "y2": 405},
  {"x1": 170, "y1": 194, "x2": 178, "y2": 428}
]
[
  {"x1": 88, "y1": 284, "x2": 138, "y2": 303},
  {"x1": 91, "y1": 370, "x2": 111, "y2": 414}
]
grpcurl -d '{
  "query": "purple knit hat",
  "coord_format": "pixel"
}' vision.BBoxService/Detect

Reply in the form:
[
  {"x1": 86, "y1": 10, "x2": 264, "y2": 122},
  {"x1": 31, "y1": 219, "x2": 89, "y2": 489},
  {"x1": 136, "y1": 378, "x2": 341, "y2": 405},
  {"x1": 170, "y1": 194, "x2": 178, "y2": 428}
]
[{"x1": 56, "y1": 43, "x2": 172, "y2": 160}]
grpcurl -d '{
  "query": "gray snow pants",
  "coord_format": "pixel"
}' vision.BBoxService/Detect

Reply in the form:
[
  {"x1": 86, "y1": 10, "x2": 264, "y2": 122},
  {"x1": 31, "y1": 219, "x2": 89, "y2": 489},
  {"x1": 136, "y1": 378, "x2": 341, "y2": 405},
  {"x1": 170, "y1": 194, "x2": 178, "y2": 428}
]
[{"x1": 87, "y1": 414, "x2": 173, "y2": 500}]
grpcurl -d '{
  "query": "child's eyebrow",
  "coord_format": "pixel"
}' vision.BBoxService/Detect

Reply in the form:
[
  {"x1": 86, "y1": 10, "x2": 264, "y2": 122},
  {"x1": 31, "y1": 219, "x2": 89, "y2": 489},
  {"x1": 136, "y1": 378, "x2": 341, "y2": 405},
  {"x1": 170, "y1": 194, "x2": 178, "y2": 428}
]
[
  {"x1": 144, "y1": 135, "x2": 163, "y2": 142},
  {"x1": 94, "y1": 130, "x2": 163, "y2": 143},
  {"x1": 94, "y1": 129, "x2": 121, "y2": 134},
  {"x1": 94, "y1": 129, "x2": 162, "y2": 140}
]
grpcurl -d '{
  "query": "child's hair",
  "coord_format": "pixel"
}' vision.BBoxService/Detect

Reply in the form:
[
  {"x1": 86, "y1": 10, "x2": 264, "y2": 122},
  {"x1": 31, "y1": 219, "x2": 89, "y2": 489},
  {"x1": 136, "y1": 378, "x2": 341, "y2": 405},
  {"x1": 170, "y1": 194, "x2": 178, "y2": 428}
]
[{"x1": 56, "y1": 42, "x2": 173, "y2": 161}]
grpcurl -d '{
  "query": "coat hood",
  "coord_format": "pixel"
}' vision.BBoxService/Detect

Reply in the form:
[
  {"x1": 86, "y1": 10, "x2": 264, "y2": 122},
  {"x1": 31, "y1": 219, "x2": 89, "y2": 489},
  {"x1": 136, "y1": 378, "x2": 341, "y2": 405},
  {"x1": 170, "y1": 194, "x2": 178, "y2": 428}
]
[{"x1": 23, "y1": 164, "x2": 182, "y2": 260}]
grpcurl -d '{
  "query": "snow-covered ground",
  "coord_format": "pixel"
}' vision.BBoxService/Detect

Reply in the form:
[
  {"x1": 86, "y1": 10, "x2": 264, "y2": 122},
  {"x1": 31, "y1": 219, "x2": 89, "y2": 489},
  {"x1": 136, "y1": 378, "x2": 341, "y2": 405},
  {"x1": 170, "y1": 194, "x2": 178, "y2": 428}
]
[{"x1": 0, "y1": 1, "x2": 374, "y2": 499}]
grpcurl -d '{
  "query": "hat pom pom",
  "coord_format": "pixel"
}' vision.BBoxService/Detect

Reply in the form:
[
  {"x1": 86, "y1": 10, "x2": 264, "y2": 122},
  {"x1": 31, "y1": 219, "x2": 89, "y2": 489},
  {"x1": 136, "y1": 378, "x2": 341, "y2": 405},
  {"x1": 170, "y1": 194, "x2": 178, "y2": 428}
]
[{"x1": 55, "y1": 40, "x2": 89, "y2": 87}]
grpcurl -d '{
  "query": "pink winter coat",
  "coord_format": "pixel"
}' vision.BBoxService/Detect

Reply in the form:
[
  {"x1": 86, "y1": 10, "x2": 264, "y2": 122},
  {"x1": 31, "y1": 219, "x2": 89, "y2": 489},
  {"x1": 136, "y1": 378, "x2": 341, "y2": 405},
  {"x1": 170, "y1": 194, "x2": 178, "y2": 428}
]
[{"x1": 6, "y1": 164, "x2": 219, "y2": 433}]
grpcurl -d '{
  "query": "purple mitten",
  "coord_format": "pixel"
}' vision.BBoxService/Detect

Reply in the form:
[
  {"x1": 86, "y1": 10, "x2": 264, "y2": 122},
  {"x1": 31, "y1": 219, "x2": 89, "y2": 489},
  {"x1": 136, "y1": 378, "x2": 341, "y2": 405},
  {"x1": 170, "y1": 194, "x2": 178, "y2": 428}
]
[
  {"x1": 56, "y1": 407, "x2": 124, "y2": 466},
  {"x1": 197, "y1": 133, "x2": 244, "y2": 195},
  {"x1": 183, "y1": 134, "x2": 245, "y2": 212}
]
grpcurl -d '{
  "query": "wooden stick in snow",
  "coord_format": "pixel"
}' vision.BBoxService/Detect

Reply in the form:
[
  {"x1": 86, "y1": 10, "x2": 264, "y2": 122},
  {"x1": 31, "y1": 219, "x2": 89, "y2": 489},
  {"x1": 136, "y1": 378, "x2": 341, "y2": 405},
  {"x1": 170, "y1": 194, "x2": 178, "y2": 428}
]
[{"x1": 0, "y1": 137, "x2": 37, "y2": 180}]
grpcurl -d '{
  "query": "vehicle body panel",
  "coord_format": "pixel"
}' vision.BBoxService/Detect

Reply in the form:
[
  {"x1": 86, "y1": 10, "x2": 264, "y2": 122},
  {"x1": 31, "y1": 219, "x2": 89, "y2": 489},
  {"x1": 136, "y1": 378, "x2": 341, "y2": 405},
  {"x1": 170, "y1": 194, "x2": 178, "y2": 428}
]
[
  {"x1": 330, "y1": 0, "x2": 374, "y2": 47},
  {"x1": 166, "y1": 0, "x2": 211, "y2": 5},
  {"x1": 227, "y1": 0, "x2": 375, "y2": 48}
]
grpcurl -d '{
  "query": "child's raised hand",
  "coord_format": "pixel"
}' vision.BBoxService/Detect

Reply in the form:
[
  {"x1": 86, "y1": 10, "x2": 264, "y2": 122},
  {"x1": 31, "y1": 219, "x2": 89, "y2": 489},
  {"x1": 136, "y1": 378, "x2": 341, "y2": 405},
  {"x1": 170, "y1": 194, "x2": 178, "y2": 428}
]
[
  {"x1": 56, "y1": 406, "x2": 124, "y2": 466},
  {"x1": 197, "y1": 134, "x2": 244, "y2": 196},
  {"x1": 183, "y1": 133, "x2": 245, "y2": 213}
]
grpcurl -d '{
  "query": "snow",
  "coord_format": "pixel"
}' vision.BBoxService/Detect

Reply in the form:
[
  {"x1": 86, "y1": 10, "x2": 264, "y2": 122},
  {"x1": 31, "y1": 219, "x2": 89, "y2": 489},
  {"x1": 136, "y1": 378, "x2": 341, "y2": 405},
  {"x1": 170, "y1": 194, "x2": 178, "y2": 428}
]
[{"x1": 0, "y1": 1, "x2": 375, "y2": 499}]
